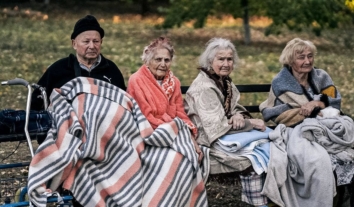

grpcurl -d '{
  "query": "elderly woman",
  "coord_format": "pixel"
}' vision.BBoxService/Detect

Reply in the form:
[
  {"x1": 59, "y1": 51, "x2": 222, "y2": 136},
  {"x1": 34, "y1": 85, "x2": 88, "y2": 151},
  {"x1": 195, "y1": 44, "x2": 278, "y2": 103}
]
[
  {"x1": 127, "y1": 37, "x2": 208, "y2": 206},
  {"x1": 260, "y1": 38, "x2": 354, "y2": 207},
  {"x1": 260, "y1": 37, "x2": 341, "y2": 126},
  {"x1": 184, "y1": 38, "x2": 271, "y2": 207}
]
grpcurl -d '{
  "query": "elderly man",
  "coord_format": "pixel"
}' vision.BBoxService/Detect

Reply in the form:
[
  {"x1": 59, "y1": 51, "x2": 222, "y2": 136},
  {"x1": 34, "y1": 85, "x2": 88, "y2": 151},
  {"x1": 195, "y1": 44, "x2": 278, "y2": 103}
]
[{"x1": 31, "y1": 14, "x2": 126, "y2": 111}]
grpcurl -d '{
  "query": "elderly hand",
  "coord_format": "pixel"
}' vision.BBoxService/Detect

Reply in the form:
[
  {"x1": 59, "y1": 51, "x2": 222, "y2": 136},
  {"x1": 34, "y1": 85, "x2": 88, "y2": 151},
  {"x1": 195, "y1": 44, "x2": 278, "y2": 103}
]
[
  {"x1": 299, "y1": 101, "x2": 324, "y2": 117},
  {"x1": 249, "y1": 119, "x2": 266, "y2": 131},
  {"x1": 228, "y1": 114, "x2": 245, "y2": 130},
  {"x1": 191, "y1": 138, "x2": 203, "y2": 164}
]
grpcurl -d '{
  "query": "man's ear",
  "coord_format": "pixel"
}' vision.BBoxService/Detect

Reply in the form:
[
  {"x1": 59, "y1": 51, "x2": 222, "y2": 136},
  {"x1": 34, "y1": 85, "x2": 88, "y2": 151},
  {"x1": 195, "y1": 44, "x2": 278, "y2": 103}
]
[{"x1": 72, "y1": 39, "x2": 76, "y2": 49}]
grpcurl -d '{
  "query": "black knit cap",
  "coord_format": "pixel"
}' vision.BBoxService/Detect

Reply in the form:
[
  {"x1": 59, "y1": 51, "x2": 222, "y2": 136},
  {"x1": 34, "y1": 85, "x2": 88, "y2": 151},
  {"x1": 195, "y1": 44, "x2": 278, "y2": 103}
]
[{"x1": 71, "y1": 15, "x2": 105, "y2": 39}]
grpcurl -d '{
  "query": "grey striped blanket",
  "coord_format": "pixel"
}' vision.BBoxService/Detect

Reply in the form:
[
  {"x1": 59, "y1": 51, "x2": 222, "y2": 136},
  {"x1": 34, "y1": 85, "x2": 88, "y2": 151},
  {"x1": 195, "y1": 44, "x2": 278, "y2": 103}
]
[{"x1": 27, "y1": 77, "x2": 209, "y2": 207}]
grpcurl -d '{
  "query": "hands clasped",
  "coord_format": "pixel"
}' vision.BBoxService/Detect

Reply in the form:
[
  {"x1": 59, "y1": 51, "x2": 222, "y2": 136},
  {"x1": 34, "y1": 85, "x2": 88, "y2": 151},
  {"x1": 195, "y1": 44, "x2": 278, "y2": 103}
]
[
  {"x1": 228, "y1": 114, "x2": 266, "y2": 132},
  {"x1": 299, "y1": 101, "x2": 323, "y2": 117},
  {"x1": 228, "y1": 114, "x2": 245, "y2": 130}
]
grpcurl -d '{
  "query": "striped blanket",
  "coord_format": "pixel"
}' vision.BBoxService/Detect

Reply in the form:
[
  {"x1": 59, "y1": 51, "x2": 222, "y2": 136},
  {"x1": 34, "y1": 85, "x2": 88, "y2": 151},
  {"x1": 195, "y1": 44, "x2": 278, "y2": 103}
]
[{"x1": 27, "y1": 77, "x2": 209, "y2": 207}]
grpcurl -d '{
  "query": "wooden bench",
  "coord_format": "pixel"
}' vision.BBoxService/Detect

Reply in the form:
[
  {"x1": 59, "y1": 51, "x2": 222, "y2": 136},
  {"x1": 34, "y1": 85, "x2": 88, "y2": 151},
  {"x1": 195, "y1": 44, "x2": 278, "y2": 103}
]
[{"x1": 181, "y1": 83, "x2": 271, "y2": 115}]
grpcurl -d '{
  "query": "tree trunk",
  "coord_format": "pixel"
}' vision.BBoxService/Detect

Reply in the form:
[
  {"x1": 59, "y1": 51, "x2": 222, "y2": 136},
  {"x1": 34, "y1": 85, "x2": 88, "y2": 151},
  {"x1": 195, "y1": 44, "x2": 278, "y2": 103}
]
[
  {"x1": 141, "y1": 0, "x2": 149, "y2": 16},
  {"x1": 241, "y1": 0, "x2": 251, "y2": 45}
]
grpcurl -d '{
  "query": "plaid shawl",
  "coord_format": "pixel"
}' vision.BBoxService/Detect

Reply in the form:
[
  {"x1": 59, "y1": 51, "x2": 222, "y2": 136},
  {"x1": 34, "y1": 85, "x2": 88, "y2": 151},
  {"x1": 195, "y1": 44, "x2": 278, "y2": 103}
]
[
  {"x1": 260, "y1": 67, "x2": 341, "y2": 126},
  {"x1": 27, "y1": 77, "x2": 209, "y2": 207}
]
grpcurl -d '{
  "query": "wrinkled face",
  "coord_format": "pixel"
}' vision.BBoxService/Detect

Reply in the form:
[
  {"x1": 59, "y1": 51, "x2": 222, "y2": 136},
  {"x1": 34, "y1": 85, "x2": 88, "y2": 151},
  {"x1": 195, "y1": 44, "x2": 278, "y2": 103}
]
[
  {"x1": 291, "y1": 47, "x2": 314, "y2": 75},
  {"x1": 147, "y1": 48, "x2": 172, "y2": 80},
  {"x1": 211, "y1": 49, "x2": 234, "y2": 77},
  {"x1": 72, "y1": 30, "x2": 102, "y2": 62}
]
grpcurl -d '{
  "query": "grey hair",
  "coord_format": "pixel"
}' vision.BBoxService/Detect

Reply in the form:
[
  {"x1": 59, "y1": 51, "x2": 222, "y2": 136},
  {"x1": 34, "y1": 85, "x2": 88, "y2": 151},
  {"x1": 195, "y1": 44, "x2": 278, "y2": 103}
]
[
  {"x1": 141, "y1": 37, "x2": 174, "y2": 64},
  {"x1": 279, "y1": 37, "x2": 317, "y2": 66},
  {"x1": 199, "y1": 37, "x2": 239, "y2": 70}
]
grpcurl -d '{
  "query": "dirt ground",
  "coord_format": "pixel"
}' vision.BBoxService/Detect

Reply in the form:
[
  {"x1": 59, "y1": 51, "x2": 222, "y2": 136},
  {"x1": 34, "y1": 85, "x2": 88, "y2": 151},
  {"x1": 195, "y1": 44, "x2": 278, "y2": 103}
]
[
  {"x1": 206, "y1": 174, "x2": 252, "y2": 207},
  {"x1": 0, "y1": 123, "x2": 352, "y2": 206}
]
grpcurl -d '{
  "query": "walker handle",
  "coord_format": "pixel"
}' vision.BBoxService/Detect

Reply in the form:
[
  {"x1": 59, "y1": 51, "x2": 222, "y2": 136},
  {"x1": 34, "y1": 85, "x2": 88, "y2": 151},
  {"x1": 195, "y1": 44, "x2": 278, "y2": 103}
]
[{"x1": 1, "y1": 78, "x2": 29, "y2": 87}]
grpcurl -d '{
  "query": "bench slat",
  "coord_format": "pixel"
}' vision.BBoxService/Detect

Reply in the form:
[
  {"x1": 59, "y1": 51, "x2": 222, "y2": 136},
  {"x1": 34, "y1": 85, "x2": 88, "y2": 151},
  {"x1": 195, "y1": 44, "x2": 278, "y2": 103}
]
[
  {"x1": 236, "y1": 84, "x2": 271, "y2": 93},
  {"x1": 244, "y1": 105, "x2": 261, "y2": 113},
  {"x1": 181, "y1": 84, "x2": 271, "y2": 94},
  {"x1": 181, "y1": 84, "x2": 271, "y2": 114}
]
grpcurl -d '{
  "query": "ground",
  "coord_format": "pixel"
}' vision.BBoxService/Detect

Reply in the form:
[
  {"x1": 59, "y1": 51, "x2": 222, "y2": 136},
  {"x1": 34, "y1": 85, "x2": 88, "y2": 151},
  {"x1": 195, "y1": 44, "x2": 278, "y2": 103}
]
[{"x1": 207, "y1": 174, "x2": 252, "y2": 207}]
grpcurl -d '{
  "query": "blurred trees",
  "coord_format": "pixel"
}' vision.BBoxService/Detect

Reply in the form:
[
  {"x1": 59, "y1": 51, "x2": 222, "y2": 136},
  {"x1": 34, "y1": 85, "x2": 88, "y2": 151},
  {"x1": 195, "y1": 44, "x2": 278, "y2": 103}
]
[
  {"x1": 345, "y1": 0, "x2": 354, "y2": 11},
  {"x1": 162, "y1": 0, "x2": 265, "y2": 44},
  {"x1": 264, "y1": 0, "x2": 353, "y2": 36},
  {"x1": 161, "y1": 0, "x2": 354, "y2": 44},
  {"x1": 3, "y1": 0, "x2": 354, "y2": 44},
  {"x1": 0, "y1": 0, "x2": 171, "y2": 16}
]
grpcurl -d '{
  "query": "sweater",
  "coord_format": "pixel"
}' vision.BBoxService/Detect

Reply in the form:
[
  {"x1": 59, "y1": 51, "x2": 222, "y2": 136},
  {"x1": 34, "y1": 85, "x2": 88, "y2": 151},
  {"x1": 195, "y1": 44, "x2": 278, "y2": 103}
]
[
  {"x1": 127, "y1": 64, "x2": 197, "y2": 137},
  {"x1": 31, "y1": 54, "x2": 126, "y2": 110}
]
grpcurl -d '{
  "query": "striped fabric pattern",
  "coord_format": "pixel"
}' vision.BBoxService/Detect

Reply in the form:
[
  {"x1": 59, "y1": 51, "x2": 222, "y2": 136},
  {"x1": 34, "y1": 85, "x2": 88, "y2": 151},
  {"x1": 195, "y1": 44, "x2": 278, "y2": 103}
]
[{"x1": 27, "y1": 77, "x2": 209, "y2": 207}]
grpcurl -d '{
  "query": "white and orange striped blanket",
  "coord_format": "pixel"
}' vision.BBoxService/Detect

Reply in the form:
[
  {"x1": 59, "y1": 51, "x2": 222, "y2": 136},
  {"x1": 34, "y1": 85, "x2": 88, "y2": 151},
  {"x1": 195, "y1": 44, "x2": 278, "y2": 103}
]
[{"x1": 27, "y1": 77, "x2": 209, "y2": 207}]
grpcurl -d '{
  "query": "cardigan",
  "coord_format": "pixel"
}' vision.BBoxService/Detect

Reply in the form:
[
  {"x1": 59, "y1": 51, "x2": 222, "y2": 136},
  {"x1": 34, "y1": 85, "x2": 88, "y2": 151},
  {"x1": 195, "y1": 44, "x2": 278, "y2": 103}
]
[
  {"x1": 184, "y1": 71, "x2": 253, "y2": 174},
  {"x1": 127, "y1": 64, "x2": 197, "y2": 137}
]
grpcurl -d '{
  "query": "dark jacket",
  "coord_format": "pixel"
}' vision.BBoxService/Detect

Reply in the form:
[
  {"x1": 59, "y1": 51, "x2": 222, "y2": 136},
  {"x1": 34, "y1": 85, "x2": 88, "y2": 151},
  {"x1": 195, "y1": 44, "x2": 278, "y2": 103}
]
[{"x1": 31, "y1": 54, "x2": 126, "y2": 110}]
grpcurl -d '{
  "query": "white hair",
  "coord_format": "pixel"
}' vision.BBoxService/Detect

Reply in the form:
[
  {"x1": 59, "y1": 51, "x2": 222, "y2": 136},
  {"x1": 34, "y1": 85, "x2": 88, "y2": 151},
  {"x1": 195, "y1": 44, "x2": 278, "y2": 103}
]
[
  {"x1": 141, "y1": 37, "x2": 174, "y2": 64},
  {"x1": 279, "y1": 37, "x2": 317, "y2": 67},
  {"x1": 199, "y1": 37, "x2": 239, "y2": 70}
]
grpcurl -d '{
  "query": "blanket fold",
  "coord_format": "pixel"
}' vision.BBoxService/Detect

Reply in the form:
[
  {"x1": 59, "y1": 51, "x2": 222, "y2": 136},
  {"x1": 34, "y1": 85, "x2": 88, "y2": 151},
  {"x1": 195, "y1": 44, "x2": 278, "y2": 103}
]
[
  {"x1": 212, "y1": 128, "x2": 272, "y2": 175},
  {"x1": 300, "y1": 116, "x2": 354, "y2": 185},
  {"x1": 262, "y1": 123, "x2": 336, "y2": 207},
  {"x1": 28, "y1": 77, "x2": 209, "y2": 207}
]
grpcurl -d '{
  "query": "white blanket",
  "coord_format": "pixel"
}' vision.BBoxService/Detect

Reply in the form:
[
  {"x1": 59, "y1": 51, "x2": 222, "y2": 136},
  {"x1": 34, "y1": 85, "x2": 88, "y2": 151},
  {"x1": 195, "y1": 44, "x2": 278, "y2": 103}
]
[{"x1": 262, "y1": 123, "x2": 336, "y2": 207}]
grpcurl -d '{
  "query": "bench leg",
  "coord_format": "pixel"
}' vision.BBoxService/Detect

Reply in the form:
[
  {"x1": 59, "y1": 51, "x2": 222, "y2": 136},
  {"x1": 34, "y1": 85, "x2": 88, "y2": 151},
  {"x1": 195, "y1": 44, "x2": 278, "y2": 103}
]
[
  {"x1": 334, "y1": 177, "x2": 354, "y2": 207},
  {"x1": 349, "y1": 180, "x2": 354, "y2": 207}
]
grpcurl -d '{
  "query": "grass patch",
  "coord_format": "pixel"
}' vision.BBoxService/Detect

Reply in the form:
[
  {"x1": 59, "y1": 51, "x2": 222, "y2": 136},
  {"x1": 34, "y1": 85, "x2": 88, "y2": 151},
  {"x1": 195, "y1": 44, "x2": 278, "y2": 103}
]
[{"x1": 0, "y1": 8, "x2": 353, "y2": 118}]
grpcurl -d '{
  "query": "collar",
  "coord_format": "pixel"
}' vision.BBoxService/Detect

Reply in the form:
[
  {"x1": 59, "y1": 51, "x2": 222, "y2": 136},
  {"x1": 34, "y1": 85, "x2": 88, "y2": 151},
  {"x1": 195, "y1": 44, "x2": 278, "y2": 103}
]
[{"x1": 79, "y1": 55, "x2": 102, "y2": 72}]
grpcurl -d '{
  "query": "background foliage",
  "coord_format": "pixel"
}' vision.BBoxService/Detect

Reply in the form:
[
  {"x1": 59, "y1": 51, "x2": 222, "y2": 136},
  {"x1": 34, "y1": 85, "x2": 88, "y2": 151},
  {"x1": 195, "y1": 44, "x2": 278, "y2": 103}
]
[
  {"x1": 162, "y1": 0, "x2": 354, "y2": 44},
  {"x1": 1, "y1": 2, "x2": 353, "y2": 118}
]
